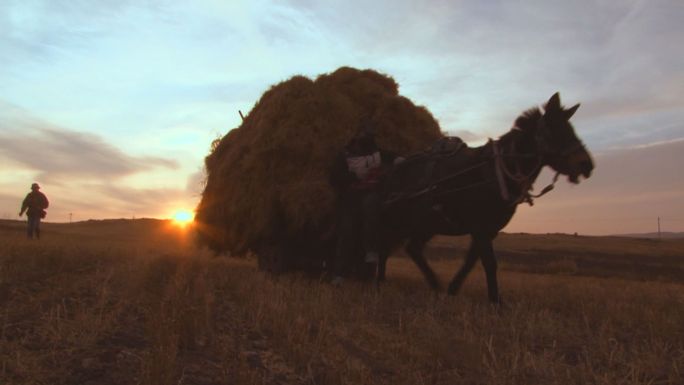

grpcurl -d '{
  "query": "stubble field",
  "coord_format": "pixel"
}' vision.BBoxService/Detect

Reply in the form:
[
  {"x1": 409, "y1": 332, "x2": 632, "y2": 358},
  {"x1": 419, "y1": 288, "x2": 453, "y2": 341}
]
[{"x1": 1, "y1": 219, "x2": 683, "y2": 385}]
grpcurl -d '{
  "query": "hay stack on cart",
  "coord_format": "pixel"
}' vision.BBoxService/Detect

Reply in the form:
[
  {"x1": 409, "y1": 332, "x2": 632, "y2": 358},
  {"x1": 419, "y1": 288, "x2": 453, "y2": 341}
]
[{"x1": 195, "y1": 67, "x2": 443, "y2": 272}]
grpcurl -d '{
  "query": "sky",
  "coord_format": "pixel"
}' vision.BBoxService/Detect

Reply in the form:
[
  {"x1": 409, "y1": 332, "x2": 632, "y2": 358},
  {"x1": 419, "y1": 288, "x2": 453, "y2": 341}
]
[{"x1": 1, "y1": 0, "x2": 682, "y2": 235}]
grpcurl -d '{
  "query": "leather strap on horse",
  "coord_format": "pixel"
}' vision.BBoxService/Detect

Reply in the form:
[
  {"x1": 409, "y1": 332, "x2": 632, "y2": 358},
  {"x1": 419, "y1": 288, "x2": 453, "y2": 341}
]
[
  {"x1": 385, "y1": 131, "x2": 561, "y2": 207},
  {"x1": 492, "y1": 140, "x2": 511, "y2": 202},
  {"x1": 492, "y1": 138, "x2": 559, "y2": 206},
  {"x1": 519, "y1": 172, "x2": 559, "y2": 206}
]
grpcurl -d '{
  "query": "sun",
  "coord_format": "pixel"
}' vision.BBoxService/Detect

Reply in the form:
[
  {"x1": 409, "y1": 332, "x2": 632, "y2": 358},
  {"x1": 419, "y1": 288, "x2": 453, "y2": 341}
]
[{"x1": 171, "y1": 210, "x2": 194, "y2": 227}]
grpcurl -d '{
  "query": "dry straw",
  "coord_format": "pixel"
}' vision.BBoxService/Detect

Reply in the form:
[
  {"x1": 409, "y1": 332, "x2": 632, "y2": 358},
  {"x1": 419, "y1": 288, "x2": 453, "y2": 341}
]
[{"x1": 196, "y1": 67, "x2": 443, "y2": 255}]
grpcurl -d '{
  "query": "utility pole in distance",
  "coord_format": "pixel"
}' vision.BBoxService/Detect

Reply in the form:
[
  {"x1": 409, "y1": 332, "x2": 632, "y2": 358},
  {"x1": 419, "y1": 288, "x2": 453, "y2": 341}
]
[
  {"x1": 69, "y1": 213, "x2": 73, "y2": 223},
  {"x1": 658, "y1": 217, "x2": 661, "y2": 240}
]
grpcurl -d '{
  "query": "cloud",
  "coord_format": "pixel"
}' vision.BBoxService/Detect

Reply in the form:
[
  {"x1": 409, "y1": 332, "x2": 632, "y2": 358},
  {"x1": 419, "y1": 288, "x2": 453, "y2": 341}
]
[
  {"x1": 0, "y1": 192, "x2": 22, "y2": 219},
  {"x1": 18, "y1": 182, "x2": 194, "y2": 222},
  {"x1": 4, "y1": 0, "x2": 681, "y2": 152},
  {"x1": 90, "y1": 183, "x2": 189, "y2": 212},
  {"x1": 447, "y1": 129, "x2": 485, "y2": 144},
  {"x1": 583, "y1": 138, "x2": 684, "y2": 193},
  {"x1": 0, "y1": 102, "x2": 178, "y2": 183},
  {"x1": 1, "y1": 0, "x2": 682, "y2": 230},
  {"x1": 509, "y1": 138, "x2": 684, "y2": 234},
  {"x1": 185, "y1": 169, "x2": 206, "y2": 196},
  {"x1": 280, "y1": 0, "x2": 684, "y2": 148},
  {"x1": 0, "y1": 1, "x2": 137, "y2": 67},
  {"x1": 0, "y1": 101, "x2": 189, "y2": 221}
]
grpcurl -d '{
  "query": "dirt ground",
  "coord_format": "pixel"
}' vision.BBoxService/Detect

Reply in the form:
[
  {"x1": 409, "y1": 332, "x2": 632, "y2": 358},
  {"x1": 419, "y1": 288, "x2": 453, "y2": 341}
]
[{"x1": 1, "y1": 219, "x2": 683, "y2": 384}]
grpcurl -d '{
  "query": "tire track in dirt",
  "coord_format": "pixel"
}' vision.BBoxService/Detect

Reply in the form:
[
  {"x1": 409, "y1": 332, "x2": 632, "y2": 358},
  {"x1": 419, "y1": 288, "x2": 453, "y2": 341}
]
[{"x1": 211, "y1": 283, "x2": 308, "y2": 385}]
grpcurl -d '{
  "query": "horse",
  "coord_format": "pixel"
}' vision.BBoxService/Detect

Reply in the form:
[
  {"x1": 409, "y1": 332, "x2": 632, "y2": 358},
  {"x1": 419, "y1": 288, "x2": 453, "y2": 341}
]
[{"x1": 376, "y1": 92, "x2": 594, "y2": 303}]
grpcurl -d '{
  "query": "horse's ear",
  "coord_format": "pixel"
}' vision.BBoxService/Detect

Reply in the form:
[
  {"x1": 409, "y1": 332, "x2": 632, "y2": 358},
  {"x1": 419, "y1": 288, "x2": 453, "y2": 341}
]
[
  {"x1": 545, "y1": 92, "x2": 561, "y2": 111},
  {"x1": 564, "y1": 103, "x2": 580, "y2": 119}
]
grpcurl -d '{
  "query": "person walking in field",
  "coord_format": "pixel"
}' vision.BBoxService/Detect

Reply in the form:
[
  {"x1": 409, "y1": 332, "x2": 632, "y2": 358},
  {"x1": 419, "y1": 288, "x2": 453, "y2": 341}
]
[{"x1": 19, "y1": 183, "x2": 49, "y2": 239}]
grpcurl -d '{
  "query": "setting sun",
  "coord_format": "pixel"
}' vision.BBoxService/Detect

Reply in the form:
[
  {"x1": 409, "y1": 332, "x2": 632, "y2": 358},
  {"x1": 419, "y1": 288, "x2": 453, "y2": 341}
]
[{"x1": 171, "y1": 210, "x2": 194, "y2": 226}]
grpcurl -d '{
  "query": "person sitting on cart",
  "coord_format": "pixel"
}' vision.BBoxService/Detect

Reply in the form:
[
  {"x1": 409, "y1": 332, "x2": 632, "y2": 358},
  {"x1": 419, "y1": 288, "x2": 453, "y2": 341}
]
[{"x1": 328, "y1": 118, "x2": 401, "y2": 282}]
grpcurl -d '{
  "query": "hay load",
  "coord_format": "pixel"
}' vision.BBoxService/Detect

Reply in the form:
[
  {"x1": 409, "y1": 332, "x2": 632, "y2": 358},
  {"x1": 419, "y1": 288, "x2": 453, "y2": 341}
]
[{"x1": 196, "y1": 67, "x2": 443, "y2": 269}]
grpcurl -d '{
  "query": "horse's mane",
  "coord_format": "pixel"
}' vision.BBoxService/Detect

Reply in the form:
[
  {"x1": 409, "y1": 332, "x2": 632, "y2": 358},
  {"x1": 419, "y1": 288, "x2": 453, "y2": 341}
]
[{"x1": 512, "y1": 107, "x2": 542, "y2": 132}]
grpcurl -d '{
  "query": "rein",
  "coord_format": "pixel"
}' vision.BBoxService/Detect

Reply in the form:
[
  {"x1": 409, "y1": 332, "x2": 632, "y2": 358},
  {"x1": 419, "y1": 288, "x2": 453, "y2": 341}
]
[
  {"x1": 383, "y1": 160, "x2": 489, "y2": 206},
  {"x1": 384, "y1": 116, "x2": 570, "y2": 207}
]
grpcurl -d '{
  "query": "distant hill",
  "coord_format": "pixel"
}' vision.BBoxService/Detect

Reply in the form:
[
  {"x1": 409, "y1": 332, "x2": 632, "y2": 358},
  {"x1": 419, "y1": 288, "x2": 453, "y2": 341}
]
[
  {"x1": 614, "y1": 232, "x2": 684, "y2": 239},
  {"x1": 3, "y1": 218, "x2": 683, "y2": 241}
]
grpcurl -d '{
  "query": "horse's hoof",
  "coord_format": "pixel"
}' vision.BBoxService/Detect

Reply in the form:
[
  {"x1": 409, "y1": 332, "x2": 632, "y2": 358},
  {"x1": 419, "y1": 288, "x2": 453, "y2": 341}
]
[
  {"x1": 490, "y1": 296, "x2": 508, "y2": 311},
  {"x1": 330, "y1": 276, "x2": 344, "y2": 287}
]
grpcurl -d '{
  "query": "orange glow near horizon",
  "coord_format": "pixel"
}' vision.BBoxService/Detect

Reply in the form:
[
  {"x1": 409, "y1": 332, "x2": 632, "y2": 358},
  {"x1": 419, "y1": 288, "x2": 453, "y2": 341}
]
[{"x1": 171, "y1": 210, "x2": 194, "y2": 227}]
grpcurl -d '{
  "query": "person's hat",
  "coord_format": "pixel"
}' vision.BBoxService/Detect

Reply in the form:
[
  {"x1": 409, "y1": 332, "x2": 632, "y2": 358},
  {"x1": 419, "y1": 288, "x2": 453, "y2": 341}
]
[
  {"x1": 31, "y1": 183, "x2": 40, "y2": 190},
  {"x1": 357, "y1": 117, "x2": 375, "y2": 137}
]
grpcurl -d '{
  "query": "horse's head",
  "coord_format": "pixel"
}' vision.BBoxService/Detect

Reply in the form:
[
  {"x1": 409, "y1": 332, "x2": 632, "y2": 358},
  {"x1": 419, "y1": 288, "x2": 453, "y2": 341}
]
[{"x1": 537, "y1": 92, "x2": 594, "y2": 183}]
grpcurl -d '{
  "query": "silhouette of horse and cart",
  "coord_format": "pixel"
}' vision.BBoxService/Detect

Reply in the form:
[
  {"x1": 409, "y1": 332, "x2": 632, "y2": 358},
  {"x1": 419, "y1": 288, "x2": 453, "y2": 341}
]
[{"x1": 252, "y1": 93, "x2": 594, "y2": 303}]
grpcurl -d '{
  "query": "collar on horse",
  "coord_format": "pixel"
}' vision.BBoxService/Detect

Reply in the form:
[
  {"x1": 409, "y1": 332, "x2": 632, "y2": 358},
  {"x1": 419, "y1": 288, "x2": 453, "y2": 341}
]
[{"x1": 492, "y1": 114, "x2": 562, "y2": 206}]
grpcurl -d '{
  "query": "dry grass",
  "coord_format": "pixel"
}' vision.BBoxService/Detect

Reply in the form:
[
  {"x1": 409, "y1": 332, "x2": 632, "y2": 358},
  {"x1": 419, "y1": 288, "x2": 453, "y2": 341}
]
[{"x1": 1, "y1": 219, "x2": 683, "y2": 384}]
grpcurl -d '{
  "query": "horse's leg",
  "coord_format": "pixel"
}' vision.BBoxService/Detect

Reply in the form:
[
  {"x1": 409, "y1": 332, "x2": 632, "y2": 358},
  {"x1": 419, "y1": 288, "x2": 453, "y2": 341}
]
[
  {"x1": 377, "y1": 250, "x2": 388, "y2": 282},
  {"x1": 480, "y1": 238, "x2": 501, "y2": 304},
  {"x1": 447, "y1": 236, "x2": 481, "y2": 296},
  {"x1": 405, "y1": 235, "x2": 441, "y2": 290}
]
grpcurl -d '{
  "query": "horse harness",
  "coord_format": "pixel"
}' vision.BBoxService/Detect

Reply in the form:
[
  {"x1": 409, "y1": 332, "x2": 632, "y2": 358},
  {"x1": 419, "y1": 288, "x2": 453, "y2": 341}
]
[{"x1": 384, "y1": 115, "x2": 570, "y2": 208}]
